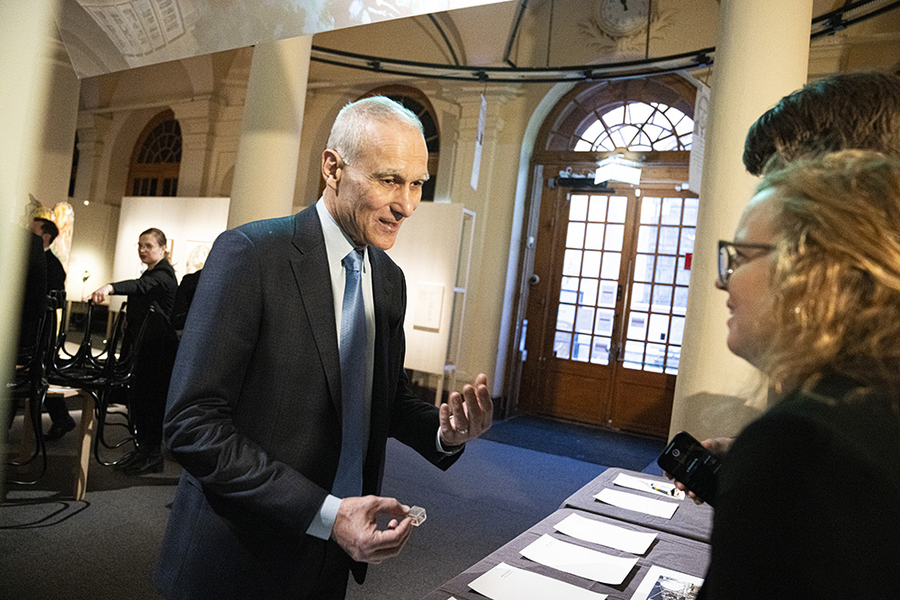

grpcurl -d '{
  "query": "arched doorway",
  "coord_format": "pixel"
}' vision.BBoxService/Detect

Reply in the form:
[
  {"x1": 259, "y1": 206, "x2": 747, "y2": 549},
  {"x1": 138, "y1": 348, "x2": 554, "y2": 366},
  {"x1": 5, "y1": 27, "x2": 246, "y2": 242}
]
[{"x1": 515, "y1": 75, "x2": 699, "y2": 437}]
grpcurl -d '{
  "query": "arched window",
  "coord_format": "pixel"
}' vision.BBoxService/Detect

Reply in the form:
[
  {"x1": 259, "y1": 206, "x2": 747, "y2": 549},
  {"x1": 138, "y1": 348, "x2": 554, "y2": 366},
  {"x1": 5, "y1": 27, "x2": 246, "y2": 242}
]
[
  {"x1": 573, "y1": 101, "x2": 693, "y2": 152},
  {"x1": 127, "y1": 110, "x2": 182, "y2": 197},
  {"x1": 360, "y1": 86, "x2": 440, "y2": 201}
]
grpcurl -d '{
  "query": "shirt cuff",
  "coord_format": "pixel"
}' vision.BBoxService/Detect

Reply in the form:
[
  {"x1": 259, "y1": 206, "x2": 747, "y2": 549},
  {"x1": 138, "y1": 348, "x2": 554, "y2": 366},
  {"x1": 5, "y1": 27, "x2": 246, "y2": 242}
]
[
  {"x1": 306, "y1": 494, "x2": 342, "y2": 540},
  {"x1": 436, "y1": 427, "x2": 464, "y2": 455}
]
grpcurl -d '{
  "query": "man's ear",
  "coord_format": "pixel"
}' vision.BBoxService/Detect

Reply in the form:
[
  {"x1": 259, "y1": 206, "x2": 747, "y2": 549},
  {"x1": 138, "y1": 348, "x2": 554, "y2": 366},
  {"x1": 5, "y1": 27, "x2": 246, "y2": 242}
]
[{"x1": 322, "y1": 149, "x2": 343, "y2": 191}]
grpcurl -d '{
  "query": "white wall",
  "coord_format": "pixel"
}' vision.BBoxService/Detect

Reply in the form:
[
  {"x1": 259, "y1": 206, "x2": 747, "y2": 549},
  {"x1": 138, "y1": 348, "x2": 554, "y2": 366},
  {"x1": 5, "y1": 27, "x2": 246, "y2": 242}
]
[{"x1": 109, "y1": 196, "x2": 230, "y2": 309}]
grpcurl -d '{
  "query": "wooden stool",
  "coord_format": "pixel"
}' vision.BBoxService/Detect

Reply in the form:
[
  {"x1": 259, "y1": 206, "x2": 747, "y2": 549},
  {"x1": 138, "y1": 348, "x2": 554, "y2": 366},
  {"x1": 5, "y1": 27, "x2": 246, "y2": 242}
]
[{"x1": 20, "y1": 386, "x2": 96, "y2": 500}]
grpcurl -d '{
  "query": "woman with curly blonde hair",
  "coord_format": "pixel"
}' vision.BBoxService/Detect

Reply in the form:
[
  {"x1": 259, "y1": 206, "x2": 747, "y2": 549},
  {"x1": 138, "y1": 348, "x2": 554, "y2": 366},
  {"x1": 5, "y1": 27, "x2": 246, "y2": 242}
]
[{"x1": 699, "y1": 150, "x2": 900, "y2": 599}]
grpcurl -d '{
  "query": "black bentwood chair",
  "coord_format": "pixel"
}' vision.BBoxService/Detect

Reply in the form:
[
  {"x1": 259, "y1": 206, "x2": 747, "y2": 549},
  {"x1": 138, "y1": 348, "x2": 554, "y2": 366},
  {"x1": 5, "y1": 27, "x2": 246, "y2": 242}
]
[
  {"x1": 5, "y1": 296, "x2": 58, "y2": 484},
  {"x1": 48, "y1": 301, "x2": 154, "y2": 466}
]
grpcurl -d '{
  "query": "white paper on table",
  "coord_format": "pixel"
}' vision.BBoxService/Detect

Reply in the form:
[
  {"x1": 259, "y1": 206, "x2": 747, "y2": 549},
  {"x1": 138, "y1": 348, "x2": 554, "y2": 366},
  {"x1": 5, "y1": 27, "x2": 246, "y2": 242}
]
[
  {"x1": 468, "y1": 562, "x2": 608, "y2": 600},
  {"x1": 554, "y1": 513, "x2": 658, "y2": 555},
  {"x1": 594, "y1": 488, "x2": 679, "y2": 519},
  {"x1": 630, "y1": 565, "x2": 704, "y2": 600},
  {"x1": 613, "y1": 472, "x2": 686, "y2": 500},
  {"x1": 519, "y1": 534, "x2": 638, "y2": 586}
]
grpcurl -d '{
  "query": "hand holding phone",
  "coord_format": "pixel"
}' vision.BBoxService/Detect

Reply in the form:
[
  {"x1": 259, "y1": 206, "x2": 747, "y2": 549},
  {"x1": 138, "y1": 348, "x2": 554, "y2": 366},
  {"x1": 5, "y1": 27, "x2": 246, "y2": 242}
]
[{"x1": 657, "y1": 431, "x2": 722, "y2": 506}]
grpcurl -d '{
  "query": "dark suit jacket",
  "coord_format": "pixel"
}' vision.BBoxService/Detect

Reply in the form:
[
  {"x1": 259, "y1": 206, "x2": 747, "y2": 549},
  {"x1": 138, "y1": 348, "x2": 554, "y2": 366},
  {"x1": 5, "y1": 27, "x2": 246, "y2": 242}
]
[
  {"x1": 155, "y1": 206, "x2": 461, "y2": 599},
  {"x1": 699, "y1": 374, "x2": 900, "y2": 599},
  {"x1": 44, "y1": 249, "x2": 66, "y2": 293}
]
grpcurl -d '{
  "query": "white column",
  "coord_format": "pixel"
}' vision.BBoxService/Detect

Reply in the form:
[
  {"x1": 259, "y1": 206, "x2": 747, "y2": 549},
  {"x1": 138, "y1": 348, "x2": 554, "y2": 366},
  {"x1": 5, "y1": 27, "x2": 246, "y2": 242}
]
[
  {"x1": 669, "y1": 0, "x2": 814, "y2": 440},
  {"x1": 0, "y1": 0, "x2": 62, "y2": 491},
  {"x1": 228, "y1": 36, "x2": 312, "y2": 229}
]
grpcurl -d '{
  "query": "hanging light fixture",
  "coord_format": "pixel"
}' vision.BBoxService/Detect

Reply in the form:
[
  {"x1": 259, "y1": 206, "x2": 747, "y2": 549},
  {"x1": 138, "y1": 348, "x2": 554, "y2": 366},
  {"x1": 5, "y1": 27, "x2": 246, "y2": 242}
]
[{"x1": 595, "y1": 155, "x2": 642, "y2": 185}]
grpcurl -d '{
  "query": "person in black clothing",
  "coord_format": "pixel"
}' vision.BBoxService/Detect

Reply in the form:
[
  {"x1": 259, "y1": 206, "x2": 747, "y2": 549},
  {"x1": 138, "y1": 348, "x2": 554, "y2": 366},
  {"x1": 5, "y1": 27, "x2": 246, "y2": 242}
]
[
  {"x1": 171, "y1": 268, "x2": 201, "y2": 336},
  {"x1": 90, "y1": 227, "x2": 177, "y2": 475},
  {"x1": 30, "y1": 217, "x2": 76, "y2": 440},
  {"x1": 698, "y1": 151, "x2": 900, "y2": 599}
]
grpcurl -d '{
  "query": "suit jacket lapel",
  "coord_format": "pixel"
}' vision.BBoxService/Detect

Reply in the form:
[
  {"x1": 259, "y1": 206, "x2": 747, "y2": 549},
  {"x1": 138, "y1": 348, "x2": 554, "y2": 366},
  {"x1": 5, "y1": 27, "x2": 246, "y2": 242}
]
[{"x1": 290, "y1": 207, "x2": 342, "y2": 416}]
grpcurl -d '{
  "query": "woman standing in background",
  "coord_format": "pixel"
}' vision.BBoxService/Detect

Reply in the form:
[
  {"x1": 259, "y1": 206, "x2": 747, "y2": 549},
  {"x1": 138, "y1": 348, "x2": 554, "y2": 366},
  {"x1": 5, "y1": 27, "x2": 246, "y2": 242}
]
[{"x1": 90, "y1": 227, "x2": 177, "y2": 475}]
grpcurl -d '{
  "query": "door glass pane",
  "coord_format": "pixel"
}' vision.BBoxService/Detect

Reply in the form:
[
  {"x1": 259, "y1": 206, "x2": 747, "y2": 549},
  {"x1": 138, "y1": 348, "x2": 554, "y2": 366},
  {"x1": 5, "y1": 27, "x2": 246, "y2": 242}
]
[
  {"x1": 683, "y1": 198, "x2": 699, "y2": 227},
  {"x1": 658, "y1": 227, "x2": 680, "y2": 254},
  {"x1": 566, "y1": 222, "x2": 586, "y2": 248},
  {"x1": 605, "y1": 224, "x2": 625, "y2": 251},
  {"x1": 608, "y1": 196, "x2": 628, "y2": 222},
  {"x1": 641, "y1": 197, "x2": 661, "y2": 224},
  {"x1": 554, "y1": 332, "x2": 572, "y2": 359},
  {"x1": 661, "y1": 197, "x2": 682, "y2": 225},
  {"x1": 645, "y1": 343, "x2": 666, "y2": 372},
  {"x1": 569, "y1": 194, "x2": 588, "y2": 221},
  {"x1": 673, "y1": 287, "x2": 689, "y2": 316},
  {"x1": 631, "y1": 282, "x2": 651, "y2": 312},
  {"x1": 669, "y1": 315, "x2": 685, "y2": 346},
  {"x1": 637, "y1": 225, "x2": 657, "y2": 253},
  {"x1": 634, "y1": 254, "x2": 655, "y2": 282},
  {"x1": 582, "y1": 250, "x2": 602, "y2": 278},
  {"x1": 594, "y1": 308, "x2": 615, "y2": 336},
  {"x1": 591, "y1": 337, "x2": 611, "y2": 365},
  {"x1": 560, "y1": 276, "x2": 579, "y2": 304},
  {"x1": 556, "y1": 304, "x2": 575, "y2": 332},
  {"x1": 624, "y1": 340, "x2": 644, "y2": 370},
  {"x1": 585, "y1": 223, "x2": 605, "y2": 250},
  {"x1": 648, "y1": 313, "x2": 670, "y2": 343},
  {"x1": 655, "y1": 255, "x2": 676, "y2": 284},
  {"x1": 588, "y1": 196, "x2": 608, "y2": 221},
  {"x1": 573, "y1": 334, "x2": 592, "y2": 361},
  {"x1": 575, "y1": 306, "x2": 595, "y2": 334},
  {"x1": 679, "y1": 227, "x2": 695, "y2": 255},
  {"x1": 666, "y1": 346, "x2": 681, "y2": 374},
  {"x1": 579, "y1": 278, "x2": 598, "y2": 305},
  {"x1": 651, "y1": 285, "x2": 673, "y2": 313},
  {"x1": 627, "y1": 312, "x2": 648, "y2": 341},
  {"x1": 599, "y1": 281, "x2": 617, "y2": 307},
  {"x1": 600, "y1": 252, "x2": 621, "y2": 279},
  {"x1": 563, "y1": 249, "x2": 582, "y2": 276},
  {"x1": 676, "y1": 255, "x2": 691, "y2": 286}
]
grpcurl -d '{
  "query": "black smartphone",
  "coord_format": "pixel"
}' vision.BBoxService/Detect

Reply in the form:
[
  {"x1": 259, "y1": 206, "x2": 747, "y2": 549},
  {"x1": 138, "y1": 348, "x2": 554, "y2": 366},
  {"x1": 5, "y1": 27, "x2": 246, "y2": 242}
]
[{"x1": 657, "y1": 431, "x2": 722, "y2": 506}]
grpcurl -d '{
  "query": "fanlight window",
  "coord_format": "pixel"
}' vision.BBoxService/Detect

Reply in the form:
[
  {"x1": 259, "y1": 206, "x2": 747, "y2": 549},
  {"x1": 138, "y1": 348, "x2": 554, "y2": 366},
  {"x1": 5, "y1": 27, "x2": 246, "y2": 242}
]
[{"x1": 574, "y1": 102, "x2": 693, "y2": 152}]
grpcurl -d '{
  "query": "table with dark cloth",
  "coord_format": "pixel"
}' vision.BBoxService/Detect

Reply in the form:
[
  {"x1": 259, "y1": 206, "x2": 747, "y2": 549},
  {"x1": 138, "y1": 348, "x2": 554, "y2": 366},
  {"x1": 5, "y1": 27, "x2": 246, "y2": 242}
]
[
  {"x1": 559, "y1": 467, "x2": 714, "y2": 543},
  {"x1": 420, "y1": 504, "x2": 710, "y2": 600}
]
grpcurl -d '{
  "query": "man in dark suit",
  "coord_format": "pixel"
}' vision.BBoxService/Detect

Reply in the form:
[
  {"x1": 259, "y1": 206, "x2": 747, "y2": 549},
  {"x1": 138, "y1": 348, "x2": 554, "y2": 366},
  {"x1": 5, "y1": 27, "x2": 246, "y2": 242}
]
[
  {"x1": 29, "y1": 217, "x2": 75, "y2": 440},
  {"x1": 154, "y1": 97, "x2": 492, "y2": 600}
]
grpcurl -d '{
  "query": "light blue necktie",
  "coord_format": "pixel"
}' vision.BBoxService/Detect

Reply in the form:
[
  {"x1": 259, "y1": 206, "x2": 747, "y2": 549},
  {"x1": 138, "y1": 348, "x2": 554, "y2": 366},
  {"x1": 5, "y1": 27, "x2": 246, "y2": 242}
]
[{"x1": 332, "y1": 248, "x2": 368, "y2": 498}]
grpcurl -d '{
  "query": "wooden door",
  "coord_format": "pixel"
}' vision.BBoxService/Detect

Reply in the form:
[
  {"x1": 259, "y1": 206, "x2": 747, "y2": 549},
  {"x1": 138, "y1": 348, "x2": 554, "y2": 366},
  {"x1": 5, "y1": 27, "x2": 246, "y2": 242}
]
[{"x1": 519, "y1": 177, "x2": 698, "y2": 437}]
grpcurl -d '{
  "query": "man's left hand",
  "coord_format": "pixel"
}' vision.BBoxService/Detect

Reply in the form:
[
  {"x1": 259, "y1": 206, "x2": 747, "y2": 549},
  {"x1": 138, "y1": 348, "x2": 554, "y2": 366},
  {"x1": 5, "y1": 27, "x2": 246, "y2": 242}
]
[{"x1": 439, "y1": 373, "x2": 492, "y2": 447}]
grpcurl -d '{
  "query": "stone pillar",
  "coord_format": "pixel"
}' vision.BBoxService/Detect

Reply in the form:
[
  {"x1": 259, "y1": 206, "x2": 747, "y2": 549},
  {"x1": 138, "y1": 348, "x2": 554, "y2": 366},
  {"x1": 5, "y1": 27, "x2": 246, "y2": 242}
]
[
  {"x1": 228, "y1": 36, "x2": 312, "y2": 229},
  {"x1": 173, "y1": 97, "x2": 216, "y2": 197},
  {"x1": 669, "y1": 0, "x2": 814, "y2": 440},
  {"x1": 73, "y1": 113, "x2": 112, "y2": 202}
]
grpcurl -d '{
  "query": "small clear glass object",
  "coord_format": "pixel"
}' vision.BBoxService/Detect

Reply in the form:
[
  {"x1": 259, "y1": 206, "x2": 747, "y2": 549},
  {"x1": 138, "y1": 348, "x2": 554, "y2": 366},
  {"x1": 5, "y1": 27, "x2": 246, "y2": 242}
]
[{"x1": 409, "y1": 506, "x2": 426, "y2": 526}]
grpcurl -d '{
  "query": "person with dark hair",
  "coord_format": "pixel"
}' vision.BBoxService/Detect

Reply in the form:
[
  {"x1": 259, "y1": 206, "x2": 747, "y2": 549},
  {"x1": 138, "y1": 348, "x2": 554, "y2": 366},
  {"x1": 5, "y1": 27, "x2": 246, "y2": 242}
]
[
  {"x1": 743, "y1": 71, "x2": 900, "y2": 176},
  {"x1": 699, "y1": 150, "x2": 900, "y2": 598},
  {"x1": 89, "y1": 227, "x2": 177, "y2": 475},
  {"x1": 154, "y1": 97, "x2": 493, "y2": 600},
  {"x1": 30, "y1": 216, "x2": 75, "y2": 440}
]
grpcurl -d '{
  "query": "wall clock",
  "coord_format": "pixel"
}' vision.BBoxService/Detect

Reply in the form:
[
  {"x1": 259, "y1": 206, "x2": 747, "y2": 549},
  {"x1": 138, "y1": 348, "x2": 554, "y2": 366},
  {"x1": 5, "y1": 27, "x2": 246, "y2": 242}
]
[{"x1": 598, "y1": 0, "x2": 650, "y2": 38}]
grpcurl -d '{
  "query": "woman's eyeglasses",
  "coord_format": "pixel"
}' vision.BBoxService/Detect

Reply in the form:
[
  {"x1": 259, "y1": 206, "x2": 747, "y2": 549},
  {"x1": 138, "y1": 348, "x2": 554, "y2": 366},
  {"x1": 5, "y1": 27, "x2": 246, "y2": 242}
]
[{"x1": 718, "y1": 240, "x2": 776, "y2": 288}]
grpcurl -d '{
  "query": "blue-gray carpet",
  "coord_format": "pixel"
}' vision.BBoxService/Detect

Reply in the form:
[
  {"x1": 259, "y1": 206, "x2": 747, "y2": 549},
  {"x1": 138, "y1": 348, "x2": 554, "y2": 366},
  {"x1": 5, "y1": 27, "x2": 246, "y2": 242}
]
[{"x1": 480, "y1": 415, "x2": 666, "y2": 473}]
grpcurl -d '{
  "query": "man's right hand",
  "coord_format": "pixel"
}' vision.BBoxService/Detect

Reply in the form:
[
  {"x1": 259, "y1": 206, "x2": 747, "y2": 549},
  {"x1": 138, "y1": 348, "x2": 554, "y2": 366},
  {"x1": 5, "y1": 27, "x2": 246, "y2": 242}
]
[{"x1": 331, "y1": 496, "x2": 413, "y2": 564}]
